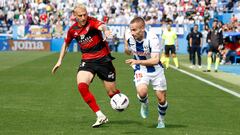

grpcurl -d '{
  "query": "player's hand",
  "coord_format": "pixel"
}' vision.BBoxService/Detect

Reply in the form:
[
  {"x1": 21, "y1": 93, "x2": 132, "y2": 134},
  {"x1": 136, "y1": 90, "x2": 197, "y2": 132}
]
[
  {"x1": 52, "y1": 61, "x2": 61, "y2": 74},
  {"x1": 103, "y1": 30, "x2": 112, "y2": 41},
  {"x1": 125, "y1": 59, "x2": 139, "y2": 66}
]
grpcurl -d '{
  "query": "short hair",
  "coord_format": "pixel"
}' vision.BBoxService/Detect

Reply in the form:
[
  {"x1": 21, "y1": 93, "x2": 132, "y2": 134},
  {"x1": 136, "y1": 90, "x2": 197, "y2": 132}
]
[
  {"x1": 213, "y1": 19, "x2": 218, "y2": 23},
  {"x1": 74, "y1": 3, "x2": 87, "y2": 12},
  {"x1": 130, "y1": 17, "x2": 145, "y2": 26}
]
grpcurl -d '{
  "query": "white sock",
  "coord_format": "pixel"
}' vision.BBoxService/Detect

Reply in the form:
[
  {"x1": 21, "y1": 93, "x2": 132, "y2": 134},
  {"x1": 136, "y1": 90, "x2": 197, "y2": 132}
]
[
  {"x1": 158, "y1": 115, "x2": 165, "y2": 122},
  {"x1": 96, "y1": 110, "x2": 104, "y2": 117}
]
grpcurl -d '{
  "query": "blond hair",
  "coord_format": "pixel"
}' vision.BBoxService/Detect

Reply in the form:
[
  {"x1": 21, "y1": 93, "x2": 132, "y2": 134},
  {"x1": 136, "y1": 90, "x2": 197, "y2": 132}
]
[{"x1": 74, "y1": 3, "x2": 87, "y2": 12}]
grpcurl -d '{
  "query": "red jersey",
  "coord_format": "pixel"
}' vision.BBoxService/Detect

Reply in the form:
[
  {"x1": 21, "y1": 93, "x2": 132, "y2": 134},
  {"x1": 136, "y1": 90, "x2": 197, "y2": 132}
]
[
  {"x1": 225, "y1": 42, "x2": 236, "y2": 50},
  {"x1": 65, "y1": 17, "x2": 112, "y2": 62}
]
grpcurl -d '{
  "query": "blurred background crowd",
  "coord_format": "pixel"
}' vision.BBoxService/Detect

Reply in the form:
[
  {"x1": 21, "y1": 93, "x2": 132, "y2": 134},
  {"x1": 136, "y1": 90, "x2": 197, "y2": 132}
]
[{"x1": 0, "y1": 0, "x2": 240, "y2": 35}]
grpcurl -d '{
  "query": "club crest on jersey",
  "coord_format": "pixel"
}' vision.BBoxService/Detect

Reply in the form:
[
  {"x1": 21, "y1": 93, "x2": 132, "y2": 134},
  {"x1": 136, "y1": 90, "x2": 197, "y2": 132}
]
[{"x1": 80, "y1": 35, "x2": 85, "y2": 40}]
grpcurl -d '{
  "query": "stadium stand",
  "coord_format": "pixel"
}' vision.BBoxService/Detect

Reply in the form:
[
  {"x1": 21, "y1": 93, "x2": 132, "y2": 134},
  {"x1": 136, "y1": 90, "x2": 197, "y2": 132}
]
[{"x1": 0, "y1": 0, "x2": 239, "y2": 58}]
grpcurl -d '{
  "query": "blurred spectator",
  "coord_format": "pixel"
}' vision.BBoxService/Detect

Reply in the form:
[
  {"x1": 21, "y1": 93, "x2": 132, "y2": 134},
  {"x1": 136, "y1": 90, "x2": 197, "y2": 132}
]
[
  {"x1": 225, "y1": 0, "x2": 234, "y2": 13},
  {"x1": 186, "y1": 27, "x2": 193, "y2": 63},
  {"x1": 220, "y1": 37, "x2": 236, "y2": 64},
  {"x1": 231, "y1": 14, "x2": 238, "y2": 23},
  {"x1": 201, "y1": 24, "x2": 210, "y2": 55},
  {"x1": 0, "y1": 0, "x2": 239, "y2": 40},
  {"x1": 111, "y1": 34, "x2": 120, "y2": 52}
]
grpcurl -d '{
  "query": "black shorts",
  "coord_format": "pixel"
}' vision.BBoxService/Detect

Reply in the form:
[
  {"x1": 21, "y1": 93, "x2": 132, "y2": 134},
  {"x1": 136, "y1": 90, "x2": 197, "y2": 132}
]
[
  {"x1": 165, "y1": 45, "x2": 176, "y2": 55},
  {"x1": 78, "y1": 61, "x2": 116, "y2": 82},
  {"x1": 208, "y1": 45, "x2": 219, "y2": 54}
]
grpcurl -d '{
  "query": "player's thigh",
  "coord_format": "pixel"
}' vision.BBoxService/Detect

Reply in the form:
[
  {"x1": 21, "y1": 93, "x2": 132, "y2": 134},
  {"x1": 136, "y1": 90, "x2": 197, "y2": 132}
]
[
  {"x1": 77, "y1": 62, "x2": 96, "y2": 84},
  {"x1": 134, "y1": 70, "x2": 149, "y2": 95},
  {"x1": 77, "y1": 70, "x2": 94, "y2": 85}
]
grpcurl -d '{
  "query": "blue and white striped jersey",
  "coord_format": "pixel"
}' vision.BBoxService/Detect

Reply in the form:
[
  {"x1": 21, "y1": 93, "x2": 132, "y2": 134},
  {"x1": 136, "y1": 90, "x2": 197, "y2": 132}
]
[{"x1": 125, "y1": 29, "x2": 163, "y2": 73}]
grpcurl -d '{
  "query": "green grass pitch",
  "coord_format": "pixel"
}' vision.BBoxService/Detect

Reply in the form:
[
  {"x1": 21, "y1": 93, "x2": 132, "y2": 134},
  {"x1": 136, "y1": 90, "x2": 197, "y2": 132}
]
[{"x1": 0, "y1": 52, "x2": 239, "y2": 135}]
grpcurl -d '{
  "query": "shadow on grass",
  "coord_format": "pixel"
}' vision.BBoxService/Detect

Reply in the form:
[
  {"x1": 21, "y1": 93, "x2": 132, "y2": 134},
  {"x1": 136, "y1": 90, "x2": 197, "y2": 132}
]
[
  {"x1": 109, "y1": 119, "x2": 143, "y2": 125},
  {"x1": 148, "y1": 123, "x2": 187, "y2": 129}
]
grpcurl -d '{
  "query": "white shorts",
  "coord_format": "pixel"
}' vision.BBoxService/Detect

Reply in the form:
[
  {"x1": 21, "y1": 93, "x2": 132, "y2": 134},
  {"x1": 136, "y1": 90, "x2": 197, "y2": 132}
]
[{"x1": 134, "y1": 67, "x2": 167, "y2": 91}]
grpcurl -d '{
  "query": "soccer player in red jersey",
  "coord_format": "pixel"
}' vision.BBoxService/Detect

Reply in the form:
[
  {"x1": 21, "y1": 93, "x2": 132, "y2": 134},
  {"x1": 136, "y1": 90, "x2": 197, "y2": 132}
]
[{"x1": 52, "y1": 4, "x2": 121, "y2": 128}]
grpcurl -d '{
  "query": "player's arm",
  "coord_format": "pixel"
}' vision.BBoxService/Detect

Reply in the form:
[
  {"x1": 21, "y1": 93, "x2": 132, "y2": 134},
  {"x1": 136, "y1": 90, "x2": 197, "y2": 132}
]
[
  {"x1": 124, "y1": 30, "x2": 132, "y2": 55},
  {"x1": 124, "y1": 38, "x2": 131, "y2": 55},
  {"x1": 199, "y1": 33, "x2": 203, "y2": 47},
  {"x1": 189, "y1": 36, "x2": 192, "y2": 47},
  {"x1": 207, "y1": 31, "x2": 211, "y2": 43},
  {"x1": 125, "y1": 53, "x2": 159, "y2": 66},
  {"x1": 52, "y1": 42, "x2": 70, "y2": 74},
  {"x1": 98, "y1": 24, "x2": 112, "y2": 41},
  {"x1": 126, "y1": 34, "x2": 160, "y2": 66}
]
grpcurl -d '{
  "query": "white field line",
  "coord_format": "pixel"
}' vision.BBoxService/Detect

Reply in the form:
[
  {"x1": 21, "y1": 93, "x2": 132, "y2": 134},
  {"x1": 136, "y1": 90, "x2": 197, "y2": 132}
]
[{"x1": 170, "y1": 65, "x2": 240, "y2": 98}]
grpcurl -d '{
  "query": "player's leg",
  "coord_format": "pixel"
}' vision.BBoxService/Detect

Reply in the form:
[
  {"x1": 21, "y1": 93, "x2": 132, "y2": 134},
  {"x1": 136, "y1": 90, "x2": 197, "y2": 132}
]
[
  {"x1": 136, "y1": 84, "x2": 149, "y2": 119},
  {"x1": 152, "y1": 68, "x2": 167, "y2": 128},
  {"x1": 191, "y1": 46, "x2": 196, "y2": 66},
  {"x1": 171, "y1": 45, "x2": 179, "y2": 68},
  {"x1": 103, "y1": 81, "x2": 120, "y2": 98},
  {"x1": 214, "y1": 52, "x2": 220, "y2": 72},
  {"x1": 205, "y1": 46, "x2": 213, "y2": 72},
  {"x1": 77, "y1": 71, "x2": 98, "y2": 112},
  {"x1": 134, "y1": 70, "x2": 149, "y2": 118},
  {"x1": 165, "y1": 46, "x2": 170, "y2": 69},
  {"x1": 77, "y1": 63, "x2": 107, "y2": 128},
  {"x1": 155, "y1": 91, "x2": 168, "y2": 128},
  {"x1": 96, "y1": 61, "x2": 121, "y2": 98},
  {"x1": 197, "y1": 46, "x2": 202, "y2": 68}
]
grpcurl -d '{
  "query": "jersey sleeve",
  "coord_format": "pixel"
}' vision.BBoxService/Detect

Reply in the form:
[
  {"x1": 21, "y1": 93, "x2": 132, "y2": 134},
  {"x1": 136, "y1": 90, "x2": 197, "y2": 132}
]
[
  {"x1": 150, "y1": 33, "x2": 161, "y2": 53},
  {"x1": 89, "y1": 17, "x2": 104, "y2": 29},
  {"x1": 65, "y1": 29, "x2": 73, "y2": 44}
]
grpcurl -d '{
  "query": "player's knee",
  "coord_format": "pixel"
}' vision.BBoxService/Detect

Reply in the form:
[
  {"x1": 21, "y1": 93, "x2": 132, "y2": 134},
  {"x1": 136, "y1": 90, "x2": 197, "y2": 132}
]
[
  {"x1": 138, "y1": 92, "x2": 147, "y2": 98},
  {"x1": 159, "y1": 98, "x2": 166, "y2": 105}
]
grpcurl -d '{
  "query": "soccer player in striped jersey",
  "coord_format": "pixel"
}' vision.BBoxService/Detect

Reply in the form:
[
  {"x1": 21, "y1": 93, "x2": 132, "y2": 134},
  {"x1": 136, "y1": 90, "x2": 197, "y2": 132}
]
[
  {"x1": 124, "y1": 17, "x2": 168, "y2": 128},
  {"x1": 52, "y1": 4, "x2": 122, "y2": 128}
]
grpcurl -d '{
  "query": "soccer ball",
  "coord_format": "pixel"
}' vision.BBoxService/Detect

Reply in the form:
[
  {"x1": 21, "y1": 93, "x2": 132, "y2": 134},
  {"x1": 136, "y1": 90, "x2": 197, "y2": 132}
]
[{"x1": 110, "y1": 93, "x2": 129, "y2": 112}]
